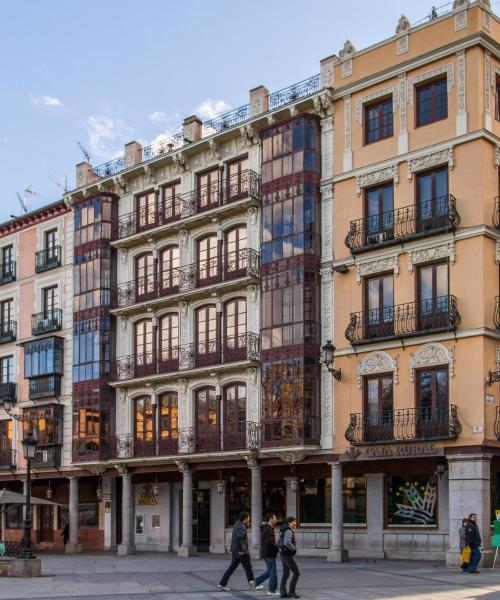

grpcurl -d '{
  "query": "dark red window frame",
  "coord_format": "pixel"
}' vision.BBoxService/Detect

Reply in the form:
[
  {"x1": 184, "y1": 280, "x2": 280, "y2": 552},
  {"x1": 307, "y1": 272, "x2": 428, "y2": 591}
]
[
  {"x1": 159, "y1": 245, "x2": 179, "y2": 295},
  {"x1": 226, "y1": 156, "x2": 249, "y2": 202},
  {"x1": 162, "y1": 181, "x2": 182, "y2": 223},
  {"x1": 224, "y1": 297, "x2": 247, "y2": 361},
  {"x1": 159, "y1": 313, "x2": 179, "y2": 371},
  {"x1": 364, "y1": 96, "x2": 393, "y2": 144},
  {"x1": 197, "y1": 167, "x2": 220, "y2": 212},
  {"x1": 224, "y1": 225, "x2": 247, "y2": 279},
  {"x1": 415, "y1": 76, "x2": 448, "y2": 127},
  {"x1": 197, "y1": 234, "x2": 221, "y2": 285},
  {"x1": 135, "y1": 252, "x2": 155, "y2": 302},
  {"x1": 134, "y1": 319, "x2": 155, "y2": 376},
  {"x1": 196, "y1": 305, "x2": 219, "y2": 366}
]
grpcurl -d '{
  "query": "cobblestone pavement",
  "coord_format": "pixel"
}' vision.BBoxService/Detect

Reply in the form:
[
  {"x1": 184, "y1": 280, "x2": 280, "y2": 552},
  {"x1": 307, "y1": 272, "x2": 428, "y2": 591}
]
[{"x1": 2, "y1": 553, "x2": 500, "y2": 600}]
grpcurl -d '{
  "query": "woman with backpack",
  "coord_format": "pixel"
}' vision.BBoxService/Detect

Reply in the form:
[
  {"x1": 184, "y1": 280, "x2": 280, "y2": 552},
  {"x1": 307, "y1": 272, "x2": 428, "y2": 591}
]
[{"x1": 278, "y1": 516, "x2": 300, "y2": 599}]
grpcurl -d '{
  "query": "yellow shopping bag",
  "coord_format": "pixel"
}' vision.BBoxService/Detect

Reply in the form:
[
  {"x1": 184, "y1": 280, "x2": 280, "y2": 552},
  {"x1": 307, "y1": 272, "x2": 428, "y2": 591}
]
[{"x1": 461, "y1": 546, "x2": 472, "y2": 564}]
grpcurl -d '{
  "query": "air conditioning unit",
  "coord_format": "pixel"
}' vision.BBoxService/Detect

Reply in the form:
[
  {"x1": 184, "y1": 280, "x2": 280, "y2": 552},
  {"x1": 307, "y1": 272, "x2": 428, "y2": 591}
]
[
  {"x1": 35, "y1": 449, "x2": 49, "y2": 463},
  {"x1": 367, "y1": 232, "x2": 387, "y2": 244}
]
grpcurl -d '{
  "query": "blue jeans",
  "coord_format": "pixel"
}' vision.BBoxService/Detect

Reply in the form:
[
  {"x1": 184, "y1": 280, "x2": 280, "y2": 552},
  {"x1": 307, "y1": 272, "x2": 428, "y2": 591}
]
[
  {"x1": 219, "y1": 553, "x2": 255, "y2": 586},
  {"x1": 467, "y1": 546, "x2": 481, "y2": 572},
  {"x1": 255, "y1": 557, "x2": 278, "y2": 592}
]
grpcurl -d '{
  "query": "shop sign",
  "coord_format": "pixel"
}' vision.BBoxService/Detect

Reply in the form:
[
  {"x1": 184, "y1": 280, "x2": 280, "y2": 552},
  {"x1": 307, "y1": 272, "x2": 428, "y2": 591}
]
[
  {"x1": 342, "y1": 443, "x2": 443, "y2": 461},
  {"x1": 138, "y1": 483, "x2": 158, "y2": 506}
]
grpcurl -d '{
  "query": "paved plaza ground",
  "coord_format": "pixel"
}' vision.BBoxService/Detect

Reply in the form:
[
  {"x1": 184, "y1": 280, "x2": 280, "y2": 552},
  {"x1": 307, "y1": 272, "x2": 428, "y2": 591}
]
[{"x1": 2, "y1": 553, "x2": 500, "y2": 600}]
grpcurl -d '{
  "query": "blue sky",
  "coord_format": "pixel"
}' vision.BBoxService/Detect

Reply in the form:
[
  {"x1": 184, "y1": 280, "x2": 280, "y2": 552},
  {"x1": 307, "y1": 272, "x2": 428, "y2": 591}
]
[{"x1": 0, "y1": 0, "x2": 456, "y2": 221}]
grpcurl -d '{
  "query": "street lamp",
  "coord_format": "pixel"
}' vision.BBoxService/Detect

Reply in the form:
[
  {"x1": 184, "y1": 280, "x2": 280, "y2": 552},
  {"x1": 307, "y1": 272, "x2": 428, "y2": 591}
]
[
  {"x1": 21, "y1": 432, "x2": 37, "y2": 560},
  {"x1": 321, "y1": 340, "x2": 342, "y2": 381}
]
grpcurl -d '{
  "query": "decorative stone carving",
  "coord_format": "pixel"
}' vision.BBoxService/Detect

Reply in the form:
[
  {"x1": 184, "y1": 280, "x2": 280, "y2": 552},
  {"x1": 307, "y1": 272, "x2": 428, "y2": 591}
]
[
  {"x1": 342, "y1": 59, "x2": 352, "y2": 78},
  {"x1": 409, "y1": 343, "x2": 455, "y2": 382},
  {"x1": 245, "y1": 453, "x2": 259, "y2": 469},
  {"x1": 313, "y1": 92, "x2": 333, "y2": 118},
  {"x1": 357, "y1": 352, "x2": 399, "y2": 389},
  {"x1": 408, "y1": 242, "x2": 455, "y2": 272},
  {"x1": 355, "y1": 254, "x2": 400, "y2": 283},
  {"x1": 321, "y1": 61, "x2": 334, "y2": 89},
  {"x1": 456, "y1": 50, "x2": 466, "y2": 114},
  {"x1": 356, "y1": 164, "x2": 399, "y2": 196},
  {"x1": 178, "y1": 378, "x2": 188, "y2": 394},
  {"x1": 495, "y1": 240, "x2": 500, "y2": 264},
  {"x1": 407, "y1": 64, "x2": 454, "y2": 105},
  {"x1": 485, "y1": 51, "x2": 492, "y2": 115},
  {"x1": 120, "y1": 247, "x2": 128, "y2": 265},
  {"x1": 247, "y1": 207, "x2": 258, "y2": 225},
  {"x1": 396, "y1": 15, "x2": 411, "y2": 33},
  {"x1": 495, "y1": 145, "x2": 500, "y2": 169},
  {"x1": 87, "y1": 465, "x2": 107, "y2": 475},
  {"x1": 172, "y1": 153, "x2": 187, "y2": 174},
  {"x1": 178, "y1": 229, "x2": 189, "y2": 246},
  {"x1": 174, "y1": 459, "x2": 189, "y2": 473},
  {"x1": 278, "y1": 451, "x2": 307, "y2": 464},
  {"x1": 399, "y1": 73, "x2": 407, "y2": 133},
  {"x1": 344, "y1": 94, "x2": 352, "y2": 153},
  {"x1": 408, "y1": 242, "x2": 455, "y2": 273},
  {"x1": 266, "y1": 114, "x2": 275, "y2": 126},
  {"x1": 339, "y1": 40, "x2": 356, "y2": 60},
  {"x1": 397, "y1": 35, "x2": 408, "y2": 56},
  {"x1": 289, "y1": 105, "x2": 298, "y2": 118},
  {"x1": 321, "y1": 195, "x2": 333, "y2": 262},
  {"x1": 453, "y1": 0, "x2": 469, "y2": 8},
  {"x1": 455, "y1": 8, "x2": 468, "y2": 31},
  {"x1": 145, "y1": 165, "x2": 156, "y2": 185},
  {"x1": 356, "y1": 86, "x2": 399, "y2": 124},
  {"x1": 115, "y1": 464, "x2": 128, "y2": 476},
  {"x1": 246, "y1": 284, "x2": 258, "y2": 302},
  {"x1": 320, "y1": 267, "x2": 333, "y2": 341},
  {"x1": 496, "y1": 347, "x2": 500, "y2": 369},
  {"x1": 179, "y1": 301, "x2": 188, "y2": 318},
  {"x1": 119, "y1": 315, "x2": 128, "y2": 331},
  {"x1": 114, "y1": 176, "x2": 128, "y2": 195},
  {"x1": 208, "y1": 139, "x2": 221, "y2": 161},
  {"x1": 240, "y1": 124, "x2": 258, "y2": 147},
  {"x1": 246, "y1": 367, "x2": 258, "y2": 386},
  {"x1": 407, "y1": 147, "x2": 454, "y2": 181}
]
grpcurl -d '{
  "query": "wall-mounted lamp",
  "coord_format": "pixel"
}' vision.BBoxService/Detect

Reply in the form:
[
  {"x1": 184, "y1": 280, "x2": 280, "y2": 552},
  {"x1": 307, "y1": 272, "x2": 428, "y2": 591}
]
[
  {"x1": 217, "y1": 470, "x2": 224, "y2": 494},
  {"x1": 96, "y1": 477, "x2": 103, "y2": 502},
  {"x1": 435, "y1": 458, "x2": 447, "y2": 480},
  {"x1": 487, "y1": 370, "x2": 500, "y2": 386},
  {"x1": 321, "y1": 340, "x2": 342, "y2": 381}
]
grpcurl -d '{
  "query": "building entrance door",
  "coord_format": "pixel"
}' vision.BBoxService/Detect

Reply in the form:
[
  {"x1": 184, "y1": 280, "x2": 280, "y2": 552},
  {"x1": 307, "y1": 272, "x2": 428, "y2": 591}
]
[
  {"x1": 192, "y1": 489, "x2": 210, "y2": 552},
  {"x1": 39, "y1": 505, "x2": 54, "y2": 543}
]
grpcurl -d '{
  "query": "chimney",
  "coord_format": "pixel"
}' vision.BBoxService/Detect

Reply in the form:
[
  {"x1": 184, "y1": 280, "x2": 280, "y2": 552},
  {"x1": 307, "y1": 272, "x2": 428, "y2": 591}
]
[
  {"x1": 250, "y1": 86, "x2": 269, "y2": 117},
  {"x1": 183, "y1": 115, "x2": 203, "y2": 143},
  {"x1": 75, "y1": 162, "x2": 94, "y2": 188},
  {"x1": 124, "y1": 141, "x2": 143, "y2": 168}
]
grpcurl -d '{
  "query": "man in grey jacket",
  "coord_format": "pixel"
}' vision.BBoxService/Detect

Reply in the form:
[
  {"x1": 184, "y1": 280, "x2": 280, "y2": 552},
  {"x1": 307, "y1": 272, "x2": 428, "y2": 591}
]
[
  {"x1": 278, "y1": 516, "x2": 300, "y2": 598},
  {"x1": 218, "y1": 511, "x2": 263, "y2": 592}
]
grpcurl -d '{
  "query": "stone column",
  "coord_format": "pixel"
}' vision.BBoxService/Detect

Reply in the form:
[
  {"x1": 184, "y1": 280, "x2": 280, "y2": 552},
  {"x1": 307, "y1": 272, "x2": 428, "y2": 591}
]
[
  {"x1": 246, "y1": 454, "x2": 262, "y2": 559},
  {"x1": 327, "y1": 462, "x2": 349, "y2": 562},
  {"x1": 117, "y1": 465, "x2": 136, "y2": 555},
  {"x1": 446, "y1": 454, "x2": 492, "y2": 567},
  {"x1": 177, "y1": 460, "x2": 195, "y2": 557},
  {"x1": 65, "y1": 477, "x2": 81, "y2": 554},
  {"x1": 103, "y1": 476, "x2": 116, "y2": 549},
  {"x1": 365, "y1": 473, "x2": 385, "y2": 559}
]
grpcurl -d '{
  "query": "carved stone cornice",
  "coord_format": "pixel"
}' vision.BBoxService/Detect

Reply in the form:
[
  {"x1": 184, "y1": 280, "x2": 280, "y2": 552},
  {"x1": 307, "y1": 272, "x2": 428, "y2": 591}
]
[
  {"x1": 245, "y1": 452, "x2": 259, "y2": 469},
  {"x1": 408, "y1": 241, "x2": 455, "y2": 272},
  {"x1": 355, "y1": 254, "x2": 400, "y2": 283},
  {"x1": 277, "y1": 451, "x2": 307, "y2": 464},
  {"x1": 356, "y1": 164, "x2": 399, "y2": 196},
  {"x1": 114, "y1": 176, "x2": 128, "y2": 195},
  {"x1": 356, "y1": 85, "x2": 399, "y2": 124},
  {"x1": 145, "y1": 165, "x2": 156, "y2": 185},
  {"x1": 357, "y1": 351, "x2": 399, "y2": 389},
  {"x1": 87, "y1": 465, "x2": 107, "y2": 475},
  {"x1": 407, "y1": 147, "x2": 454, "y2": 181},
  {"x1": 115, "y1": 464, "x2": 128, "y2": 476},
  {"x1": 239, "y1": 124, "x2": 259, "y2": 147},
  {"x1": 407, "y1": 64, "x2": 454, "y2": 105},
  {"x1": 172, "y1": 153, "x2": 188, "y2": 174},
  {"x1": 409, "y1": 343, "x2": 455, "y2": 382},
  {"x1": 174, "y1": 459, "x2": 190, "y2": 473}
]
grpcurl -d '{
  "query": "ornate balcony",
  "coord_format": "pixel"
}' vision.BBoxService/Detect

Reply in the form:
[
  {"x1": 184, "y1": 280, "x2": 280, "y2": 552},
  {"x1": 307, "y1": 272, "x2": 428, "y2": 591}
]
[
  {"x1": 345, "y1": 405, "x2": 461, "y2": 445},
  {"x1": 72, "y1": 435, "x2": 116, "y2": 462},
  {"x1": 111, "y1": 333, "x2": 260, "y2": 382},
  {"x1": 115, "y1": 248, "x2": 259, "y2": 309},
  {"x1": 261, "y1": 416, "x2": 320, "y2": 448},
  {"x1": 28, "y1": 374, "x2": 62, "y2": 400},
  {"x1": 35, "y1": 246, "x2": 62, "y2": 272},
  {"x1": 0, "y1": 442, "x2": 16, "y2": 470},
  {"x1": 31, "y1": 308, "x2": 63, "y2": 335},
  {"x1": 0, "y1": 320, "x2": 16, "y2": 344},
  {"x1": 345, "y1": 296, "x2": 460, "y2": 345},
  {"x1": 0, "y1": 382, "x2": 16, "y2": 405},
  {"x1": 180, "y1": 422, "x2": 260, "y2": 453},
  {"x1": 345, "y1": 195, "x2": 460, "y2": 253},
  {"x1": 0, "y1": 261, "x2": 16, "y2": 284},
  {"x1": 114, "y1": 170, "x2": 260, "y2": 241}
]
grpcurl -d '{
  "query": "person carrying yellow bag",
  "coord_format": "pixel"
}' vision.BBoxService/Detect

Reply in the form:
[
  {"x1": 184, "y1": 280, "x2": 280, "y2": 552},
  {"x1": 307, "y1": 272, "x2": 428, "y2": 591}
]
[{"x1": 459, "y1": 517, "x2": 469, "y2": 572}]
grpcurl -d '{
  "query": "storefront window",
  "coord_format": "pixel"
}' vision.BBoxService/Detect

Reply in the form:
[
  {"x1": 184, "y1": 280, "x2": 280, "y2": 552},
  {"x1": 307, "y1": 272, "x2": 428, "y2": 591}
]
[
  {"x1": 59, "y1": 503, "x2": 99, "y2": 529},
  {"x1": 262, "y1": 480, "x2": 287, "y2": 524},
  {"x1": 299, "y1": 477, "x2": 367, "y2": 525},
  {"x1": 491, "y1": 472, "x2": 500, "y2": 524},
  {"x1": 386, "y1": 474, "x2": 437, "y2": 527},
  {"x1": 226, "y1": 480, "x2": 288, "y2": 527},
  {"x1": 226, "y1": 481, "x2": 250, "y2": 527},
  {"x1": 6, "y1": 505, "x2": 24, "y2": 528}
]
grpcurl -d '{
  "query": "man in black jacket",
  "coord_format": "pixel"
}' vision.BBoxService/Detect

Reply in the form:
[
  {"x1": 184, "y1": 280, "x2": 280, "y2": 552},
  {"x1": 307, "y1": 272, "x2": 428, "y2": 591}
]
[
  {"x1": 278, "y1": 516, "x2": 300, "y2": 599},
  {"x1": 464, "y1": 513, "x2": 482, "y2": 573},
  {"x1": 218, "y1": 511, "x2": 263, "y2": 592},
  {"x1": 254, "y1": 513, "x2": 279, "y2": 595}
]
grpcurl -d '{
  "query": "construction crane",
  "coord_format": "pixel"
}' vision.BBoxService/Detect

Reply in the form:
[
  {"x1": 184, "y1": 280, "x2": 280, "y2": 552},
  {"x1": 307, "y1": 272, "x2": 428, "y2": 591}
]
[
  {"x1": 49, "y1": 175, "x2": 68, "y2": 193},
  {"x1": 77, "y1": 141, "x2": 91, "y2": 163}
]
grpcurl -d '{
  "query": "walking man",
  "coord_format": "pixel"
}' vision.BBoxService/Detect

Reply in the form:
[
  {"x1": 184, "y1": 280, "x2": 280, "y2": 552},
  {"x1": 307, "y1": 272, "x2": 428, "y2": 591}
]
[
  {"x1": 218, "y1": 511, "x2": 263, "y2": 592},
  {"x1": 278, "y1": 516, "x2": 300, "y2": 598},
  {"x1": 255, "y1": 512, "x2": 280, "y2": 595},
  {"x1": 464, "y1": 513, "x2": 482, "y2": 574},
  {"x1": 459, "y1": 517, "x2": 468, "y2": 571}
]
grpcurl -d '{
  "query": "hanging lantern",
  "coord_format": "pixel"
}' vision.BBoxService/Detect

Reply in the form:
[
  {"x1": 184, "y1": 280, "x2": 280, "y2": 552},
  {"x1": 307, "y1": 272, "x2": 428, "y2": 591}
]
[
  {"x1": 96, "y1": 477, "x2": 103, "y2": 502},
  {"x1": 46, "y1": 481, "x2": 53, "y2": 500},
  {"x1": 153, "y1": 477, "x2": 160, "y2": 497},
  {"x1": 290, "y1": 477, "x2": 299, "y2": 494},
  {"x1": 216, "y1": 471, "x2": 224, "y2": 494}
]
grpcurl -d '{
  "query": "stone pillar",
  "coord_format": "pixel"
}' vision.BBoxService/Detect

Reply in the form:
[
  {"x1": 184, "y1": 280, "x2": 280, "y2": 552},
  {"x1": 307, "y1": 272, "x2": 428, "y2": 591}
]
[
  {"x1": 177, "y1": 460, "x2": 195, "y2": 557},
  {"x1": 446, "y1": 454, "x2": 492, "y2": 567},
  {"x1": 103, "y1": 476, "x2": 116, "y2": 549},
  {"x1": 284, "y1": 477, "x2": 298, "y2": 519},
  {"x1": 327, "y1": 462, "x2": 349, "y2": 562},
  {"x1": 65, "y1": 477, "x2": 81, "y2": 554},
  {"x1": 117, "y1": 466, "x2": 136, "y2": 556},
  {"x1": 209, "y1": 481, "x2": 226, "y2": 554},
  {"x1": 365, "y1": 473, "x2": 385, "y2": 559},
  {"x1": 247, "y1": 454, "x2": 262, "y2": 559}
]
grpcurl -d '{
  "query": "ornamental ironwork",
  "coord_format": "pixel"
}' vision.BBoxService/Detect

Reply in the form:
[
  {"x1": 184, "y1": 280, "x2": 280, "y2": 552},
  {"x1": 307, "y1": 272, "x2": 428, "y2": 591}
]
[
  {"x1": 115, "y1": 433, "x2": 134, "y2": 459},
  {"x1": 345, "y1": 195, "x2": 460, "y2": 252},
  {"x1": 35, "y1": 245, "x2": 62, "y2": 272},
  {"x1": 0, "y1": 442, "x2": 16, "y2": 471},
  {"x1": 31, "y1": 309, "x2": 63, "y2": 336},
  {"x1": 178, "y1": 421, "x2": 260, "y2": 454},
  {"x1": 261, "y1": 416, "x2": 320, "y2": 448},
  {"x1": 345, "y1": 405, "x2": 462, "y2": 445},
  {"x1": 345, "y1": 295, "x2": 460, "y2": 345},
  {"x1": 268, "y1": 74, "x2": 321, "y2": 111},
  {"x1": 202, "y1": 105, "x2": 250, "y2": 138}
]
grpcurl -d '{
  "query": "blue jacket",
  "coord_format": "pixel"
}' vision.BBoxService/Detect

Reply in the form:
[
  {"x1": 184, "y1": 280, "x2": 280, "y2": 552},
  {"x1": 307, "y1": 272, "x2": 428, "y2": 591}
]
[{"x1": 230, "y1": 520, "x2": 249, "y2": 554}]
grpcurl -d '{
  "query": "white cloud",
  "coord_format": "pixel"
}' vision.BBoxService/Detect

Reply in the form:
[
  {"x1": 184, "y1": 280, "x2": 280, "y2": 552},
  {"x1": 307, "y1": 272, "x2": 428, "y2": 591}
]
[
  {"x1": 33, "y1": 95, "x2": 62, "y2": 107},
  {"x1": 149, "y1": 111, "x2": 168, "y2": 123},
  {"x1": 86, "y1": 115, "x2": 133, "y2": 161},
  {"x1": 196, "y1": 99, "x2": 230, "y2": 120}
]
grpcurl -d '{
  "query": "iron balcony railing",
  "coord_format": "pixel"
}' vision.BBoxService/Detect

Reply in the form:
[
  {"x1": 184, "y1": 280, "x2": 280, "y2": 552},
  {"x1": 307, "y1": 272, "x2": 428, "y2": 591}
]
[
  {"x1": 345, "y1": 295, "x2": 460, "y2": 345},
  {"x1": 0, "y1": 260, "x2": 16, "y2": 284},
  {"x1": 0, "y1": 441, "x2": 16, "y2": 470},
  {"x1": 345, "y1": 195, "x2": 460, "y2": 252},
  {"x1": 0, "y1": 320, "x2": 16, "y2": 343},
  {"x1": 35, "y1": 246, "x2": 62, "y2": 272},
  {"x1": 111, "y1": 333, "x2": 260, "y2": 382},
  {"x1": 115, "y1": 248, "x2": 260, "y2": 308},
  {"x1": 28, "y1": 374, "x2": 62, "y2": 400},
  {"x1": 31, "y1": 308, "x2": 63, "y2": 335},
  {"x1": 31, "y1": 444, "x2": 62, "y2": 468},
  {"x1": 495, "y1": 407, "x2": 500, "y2": 440},
  {"x1": 114, "y1": 169, "x2": 260, "y2": 240},
  {"x1": 261, "y1": 416, "x2": 320, "y2": 448},
  {"x1": 345, "y1": 405, "x2": 462, "y2": 445},
  {"x1": 81, "y1": 74, "x2": 321, "y2": 187},
  {"x1": 0, "y1": 382, "x2": 16, "y2": 404},
  {"x1": 494, "y1": 296, "x2": 500, "y2": 329}
]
